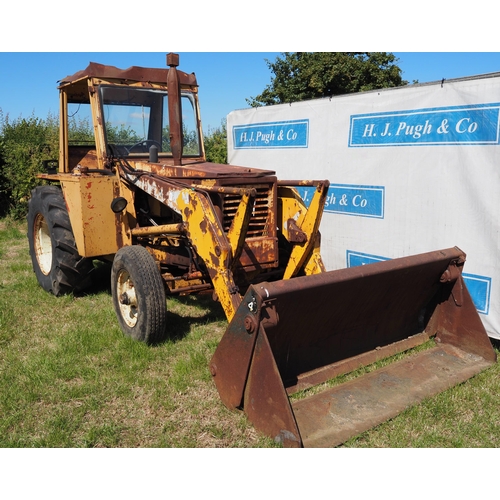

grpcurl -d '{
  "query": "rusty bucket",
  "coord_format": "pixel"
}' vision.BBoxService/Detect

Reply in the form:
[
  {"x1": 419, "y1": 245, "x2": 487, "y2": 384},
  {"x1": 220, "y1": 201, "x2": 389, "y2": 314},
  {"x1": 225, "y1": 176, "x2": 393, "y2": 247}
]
[{"x1": 210, "y1": 247, "x2": 496, "y2": 447}]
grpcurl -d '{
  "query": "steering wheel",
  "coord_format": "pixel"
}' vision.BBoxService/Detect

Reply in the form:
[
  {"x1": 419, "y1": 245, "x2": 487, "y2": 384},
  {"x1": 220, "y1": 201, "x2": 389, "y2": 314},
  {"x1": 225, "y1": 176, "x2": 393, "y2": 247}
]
[{"x1": 126, "y1": 139, "x2": 162, "y2": 154}]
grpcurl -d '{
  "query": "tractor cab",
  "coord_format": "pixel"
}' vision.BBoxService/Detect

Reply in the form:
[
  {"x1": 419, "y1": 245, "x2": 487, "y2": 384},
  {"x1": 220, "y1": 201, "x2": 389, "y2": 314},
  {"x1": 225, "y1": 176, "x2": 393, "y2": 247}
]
[{"x1": 56, "y1": 53, "x2": 204, "y2": 174}]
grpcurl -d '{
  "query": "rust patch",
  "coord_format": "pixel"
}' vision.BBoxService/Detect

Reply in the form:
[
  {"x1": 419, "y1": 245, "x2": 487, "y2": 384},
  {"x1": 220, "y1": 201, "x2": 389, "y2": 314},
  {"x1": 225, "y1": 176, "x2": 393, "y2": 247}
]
[
  {"x1": 237, "y1": 237, "x2": 278, "y2": 270},
  {"x1": 210, "y1": 252, "x2": 220, "y2": 268},
  {"x1": 113, "y1": 181, "x2": 124, "y2": 249},
  {"x1": 183, "y1": 169, "x2": 207, "y2": 178},
  {"x1": 66, "y1": 62, "x2": 197, "y2": 88},
  {"x1": 287, "y1": 218, "x2": 307, "y2": 243},
  {"x1": 86, "y1": 191, "x2": 95, "y2": 210}
]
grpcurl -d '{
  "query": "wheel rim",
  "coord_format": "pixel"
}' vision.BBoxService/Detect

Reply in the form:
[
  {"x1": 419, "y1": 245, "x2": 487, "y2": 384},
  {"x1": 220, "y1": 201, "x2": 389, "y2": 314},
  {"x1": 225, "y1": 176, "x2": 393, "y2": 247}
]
[
  {"x1": 33, "y1": 212, "x2": 52, "y2": 275},
  {"x1": 116, "y1": 269, "x2": 138, "y2": 328}
]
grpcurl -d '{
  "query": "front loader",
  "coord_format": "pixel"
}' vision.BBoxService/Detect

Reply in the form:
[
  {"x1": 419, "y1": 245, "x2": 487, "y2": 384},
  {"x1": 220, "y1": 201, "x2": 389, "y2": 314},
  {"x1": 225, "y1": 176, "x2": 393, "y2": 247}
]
[{"x1": 28, "y1": 53, "x2": 496, "y2": 447}]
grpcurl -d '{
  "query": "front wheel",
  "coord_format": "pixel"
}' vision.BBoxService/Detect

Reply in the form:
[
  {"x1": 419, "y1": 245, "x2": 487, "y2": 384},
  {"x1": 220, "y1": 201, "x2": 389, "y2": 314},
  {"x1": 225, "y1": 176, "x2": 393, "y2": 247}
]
[{"x1": 111, "y1": 245, "x2": 167, "y2": 344}]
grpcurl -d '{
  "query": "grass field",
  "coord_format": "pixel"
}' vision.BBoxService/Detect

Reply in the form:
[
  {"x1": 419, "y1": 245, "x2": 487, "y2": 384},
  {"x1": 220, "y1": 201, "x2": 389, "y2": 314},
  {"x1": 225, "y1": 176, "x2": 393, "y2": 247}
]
[{"x1": 1, "y1": 218, "x2": 499, "y2": 448}]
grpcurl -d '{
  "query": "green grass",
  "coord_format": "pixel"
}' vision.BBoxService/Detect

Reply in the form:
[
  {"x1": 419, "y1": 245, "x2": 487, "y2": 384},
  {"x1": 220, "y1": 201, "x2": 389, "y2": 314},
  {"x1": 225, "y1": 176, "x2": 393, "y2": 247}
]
[
  {"x1": 0, "y1": 219, "x2": 271, "y2": 448},
  {"x1": 1, "y1": 218, "x2": 499, "y2": 448}
]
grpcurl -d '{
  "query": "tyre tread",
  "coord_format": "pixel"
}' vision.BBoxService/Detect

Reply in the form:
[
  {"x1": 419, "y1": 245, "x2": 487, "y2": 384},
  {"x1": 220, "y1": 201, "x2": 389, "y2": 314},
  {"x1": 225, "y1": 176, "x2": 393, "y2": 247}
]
[
  {"x1": 27, "y1": 186, "x2": 93, "y2": 296},
  {"x1": 111, "y1": 245, "x2": 167, "y2": 344}
]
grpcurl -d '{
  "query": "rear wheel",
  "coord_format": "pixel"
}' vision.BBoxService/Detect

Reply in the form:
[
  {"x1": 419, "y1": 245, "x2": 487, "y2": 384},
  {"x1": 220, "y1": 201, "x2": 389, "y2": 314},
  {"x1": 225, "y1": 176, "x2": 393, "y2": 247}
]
[
  {"x1": 111, "y1": 245, "x2": 167, "y2": 344},
  {"x1": 27, "y1": 185, "x2": 94, "y2": 295}
]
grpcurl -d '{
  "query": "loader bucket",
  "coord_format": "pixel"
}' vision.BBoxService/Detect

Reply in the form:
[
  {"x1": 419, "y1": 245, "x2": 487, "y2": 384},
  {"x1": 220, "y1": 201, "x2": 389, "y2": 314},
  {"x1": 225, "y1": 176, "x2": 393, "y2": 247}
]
[{"x1": 210, "y1": 247, "x2": 496, "y2": 447}]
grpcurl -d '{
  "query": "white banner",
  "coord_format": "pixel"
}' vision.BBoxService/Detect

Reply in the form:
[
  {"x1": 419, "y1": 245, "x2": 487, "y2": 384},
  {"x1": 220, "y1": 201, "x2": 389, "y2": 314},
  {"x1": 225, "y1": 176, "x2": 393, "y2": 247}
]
[{"x1": 228, "y1": 74, "x2": 500, "y2": 339}]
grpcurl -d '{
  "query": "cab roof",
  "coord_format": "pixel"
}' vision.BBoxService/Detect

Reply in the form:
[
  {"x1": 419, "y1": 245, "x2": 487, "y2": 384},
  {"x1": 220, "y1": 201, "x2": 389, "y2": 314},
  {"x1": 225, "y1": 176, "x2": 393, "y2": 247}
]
[
  {"x1": 59, "y1": 62, "x2": 198, "y2": 87},
  {"x1": 58, "y1": 62, "x2": 198, "y2": 103}
]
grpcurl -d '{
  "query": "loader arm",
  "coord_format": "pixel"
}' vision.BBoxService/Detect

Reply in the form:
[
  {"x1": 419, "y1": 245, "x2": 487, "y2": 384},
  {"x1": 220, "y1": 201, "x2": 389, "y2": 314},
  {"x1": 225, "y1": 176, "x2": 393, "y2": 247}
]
[
  {"x1": 173, "y1": 187, "x2": 243, "y2": 320},
  {"x1": 225, "y1": 189, "x2": 256, "y2": 271},
  {"x1": 278, "y1": 181, "x2": 329, "y2": 279},
  {"x1": 120, "y1": 169, "x2": 264, "y2": 321}
]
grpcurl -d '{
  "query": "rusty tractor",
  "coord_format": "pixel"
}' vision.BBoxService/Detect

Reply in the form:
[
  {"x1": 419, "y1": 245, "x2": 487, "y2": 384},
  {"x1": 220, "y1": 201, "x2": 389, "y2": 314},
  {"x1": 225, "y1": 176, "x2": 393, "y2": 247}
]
[{"x1": 27, "y1": 53, "x2": 496, "y2": 447}]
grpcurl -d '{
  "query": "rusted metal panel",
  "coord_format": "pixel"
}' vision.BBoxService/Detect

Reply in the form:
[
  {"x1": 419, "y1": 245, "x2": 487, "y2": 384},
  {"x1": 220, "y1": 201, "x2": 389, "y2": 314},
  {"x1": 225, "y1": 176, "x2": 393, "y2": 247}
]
[
  {"x1": 143, "y1": 161, "x2": 276, "y2": 179},
  {"x1": 60, "y1": 175, "x2": 123, "y2": 257},
  {"x1": 209, "y1": 292, "x2": 261, "y2": 409},
  {"x1": 67, "y1": 146, "x2": 98, "y2": 172},
  {"x1": 263, "y1": 248, "x2": 496, "y2": 385},
  {"x1": 286, "y1": 331, "x2": 433, "y2": 394},
  {"x1": 237, "y1": 237, "x2": 279, "y2": 270},
  {"x1": 292, "y1": 344, "x2": 493, "y2": 448},
  {"x1": 244, "y1": 327, "x2": 302, "y2": 448},
  {"x1": 58, "y1": 61, "x2": 198, "y2": 89}
]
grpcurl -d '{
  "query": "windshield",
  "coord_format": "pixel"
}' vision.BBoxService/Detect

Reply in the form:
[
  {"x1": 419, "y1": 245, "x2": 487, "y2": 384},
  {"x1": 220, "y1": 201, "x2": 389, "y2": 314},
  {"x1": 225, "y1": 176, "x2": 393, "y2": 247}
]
[{"x1": 99, "y1": 86, "x2": 201, "y2": 156}]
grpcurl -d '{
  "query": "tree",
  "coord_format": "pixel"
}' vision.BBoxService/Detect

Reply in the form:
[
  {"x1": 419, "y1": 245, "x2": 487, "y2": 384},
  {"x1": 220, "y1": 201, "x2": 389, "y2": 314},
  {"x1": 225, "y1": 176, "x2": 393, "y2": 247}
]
[
  {"x1": 0, "y1": 111, "x2": 58, "y2": 218},
  {"x1": 68, "y1": 115, "x2": 95, "y2": 144},
  {"x1": 203, "y1": 120, "x2": 227, "y2": 164},
  {"x1": 247, "y1": 52, "x2": 408, "y2": 107}
]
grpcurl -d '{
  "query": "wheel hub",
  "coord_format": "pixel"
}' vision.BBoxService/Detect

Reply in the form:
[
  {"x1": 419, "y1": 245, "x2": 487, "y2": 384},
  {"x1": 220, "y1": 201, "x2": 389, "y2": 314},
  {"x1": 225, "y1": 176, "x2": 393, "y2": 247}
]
[
  {"x1": 33, "y1": 213, "x2": 52, "y2": 275},
  {"x1": 116, "y1": 269, "x2": 138, "y2": 327}
]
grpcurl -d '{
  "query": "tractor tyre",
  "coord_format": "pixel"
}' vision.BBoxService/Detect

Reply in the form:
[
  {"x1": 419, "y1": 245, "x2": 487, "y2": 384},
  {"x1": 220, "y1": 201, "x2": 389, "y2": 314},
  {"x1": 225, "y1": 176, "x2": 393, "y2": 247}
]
[
  {"x1": 27, "y1": 185, "x2": 94, "y2": 296},
  {"x1": 111, "y1": 245, "x2": 167, "y2": 344}
]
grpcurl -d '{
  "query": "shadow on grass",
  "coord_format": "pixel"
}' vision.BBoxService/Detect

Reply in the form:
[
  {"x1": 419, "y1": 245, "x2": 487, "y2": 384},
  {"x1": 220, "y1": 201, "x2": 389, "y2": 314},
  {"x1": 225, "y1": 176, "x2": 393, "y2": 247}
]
[
  {"x1": 86, "y1": 260, "x2": 112, "y2": 295},
  {"x1": 490, "y1": 338, "x2": 500, "y2": 352},
  {"x1": 84, "y1": 259, "x2": 227, "y2": 344},
  {"x1": 164, "y1": 294, "x2": 227, "y2": 343}
]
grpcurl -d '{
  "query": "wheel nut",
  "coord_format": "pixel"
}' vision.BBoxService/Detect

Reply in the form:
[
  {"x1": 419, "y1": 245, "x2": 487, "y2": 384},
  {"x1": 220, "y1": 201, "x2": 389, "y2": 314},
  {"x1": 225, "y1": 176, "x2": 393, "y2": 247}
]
[{"x1": 119, "y1": 292, "x2": 130, "y2": 305}]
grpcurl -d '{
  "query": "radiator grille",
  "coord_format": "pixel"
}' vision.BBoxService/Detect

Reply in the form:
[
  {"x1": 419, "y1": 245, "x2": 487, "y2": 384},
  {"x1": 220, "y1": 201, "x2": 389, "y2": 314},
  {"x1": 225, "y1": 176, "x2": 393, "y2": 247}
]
[{"x1": 222, "y1": 185, "x2": 273, "y2": 237}]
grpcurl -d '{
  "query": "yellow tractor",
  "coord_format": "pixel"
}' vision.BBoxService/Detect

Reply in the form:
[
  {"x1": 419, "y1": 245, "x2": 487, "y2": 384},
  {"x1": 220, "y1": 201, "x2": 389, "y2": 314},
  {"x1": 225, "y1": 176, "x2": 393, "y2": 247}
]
[{"x1": 28, "y1": 53, "x2": 496, "y2": 447}]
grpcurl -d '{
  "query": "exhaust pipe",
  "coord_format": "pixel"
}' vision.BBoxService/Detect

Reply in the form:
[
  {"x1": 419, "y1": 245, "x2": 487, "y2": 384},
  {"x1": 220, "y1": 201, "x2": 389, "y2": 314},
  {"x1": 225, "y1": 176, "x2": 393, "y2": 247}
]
[{"x1": 167, "y1": 53, "x2": 183, "y2": 166}]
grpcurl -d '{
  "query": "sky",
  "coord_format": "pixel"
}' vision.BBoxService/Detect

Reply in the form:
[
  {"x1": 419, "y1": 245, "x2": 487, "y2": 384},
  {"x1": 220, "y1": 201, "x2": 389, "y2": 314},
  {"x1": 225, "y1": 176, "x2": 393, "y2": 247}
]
[
  {"x1": 1, "y1": 4, "x2": 499, "y2": 133},
  {"x1": 1, "y1": 52, "x2": 500, "y2": 133}
]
